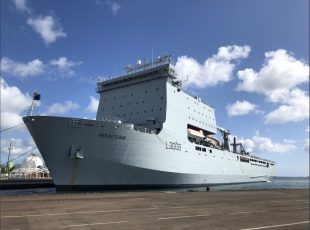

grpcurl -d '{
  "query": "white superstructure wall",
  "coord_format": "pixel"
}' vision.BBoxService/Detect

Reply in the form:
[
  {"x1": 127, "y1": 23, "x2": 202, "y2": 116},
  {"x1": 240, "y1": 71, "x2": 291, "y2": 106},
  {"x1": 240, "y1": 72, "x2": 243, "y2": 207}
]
[
  {"x1": 96, "y1": 78, "x2": 167, "y2": 125},
  {"x1": 164, "y1": 82, "x2": 217, "y2": 139}
]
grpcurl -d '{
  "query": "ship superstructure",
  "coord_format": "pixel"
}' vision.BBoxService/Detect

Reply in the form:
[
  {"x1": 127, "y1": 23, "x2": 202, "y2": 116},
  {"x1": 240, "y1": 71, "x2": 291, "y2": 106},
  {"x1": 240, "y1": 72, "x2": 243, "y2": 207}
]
[{"x1": 23, "y1": 54, "x2": 275, "y2": 190}]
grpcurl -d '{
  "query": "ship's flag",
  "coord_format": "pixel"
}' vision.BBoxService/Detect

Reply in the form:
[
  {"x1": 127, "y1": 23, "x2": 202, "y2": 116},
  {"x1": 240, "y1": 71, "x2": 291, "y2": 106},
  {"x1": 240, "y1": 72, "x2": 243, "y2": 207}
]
[{"x1": 33, "y1": 92, "x2": 41, "y2": 100}]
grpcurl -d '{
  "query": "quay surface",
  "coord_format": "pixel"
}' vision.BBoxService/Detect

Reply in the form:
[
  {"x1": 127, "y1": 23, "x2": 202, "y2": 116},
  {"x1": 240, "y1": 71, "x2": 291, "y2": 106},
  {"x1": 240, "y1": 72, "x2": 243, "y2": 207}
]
[{"x1": 1, "y1": 189, "x2": 309, "y2": 230}]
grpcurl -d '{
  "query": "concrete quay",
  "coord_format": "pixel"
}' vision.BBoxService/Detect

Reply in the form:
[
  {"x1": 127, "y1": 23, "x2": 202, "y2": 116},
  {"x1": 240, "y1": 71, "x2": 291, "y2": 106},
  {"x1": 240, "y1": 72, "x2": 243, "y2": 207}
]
[{"x1": 1, "y1": 189, "x2": 309, "y2": 230}]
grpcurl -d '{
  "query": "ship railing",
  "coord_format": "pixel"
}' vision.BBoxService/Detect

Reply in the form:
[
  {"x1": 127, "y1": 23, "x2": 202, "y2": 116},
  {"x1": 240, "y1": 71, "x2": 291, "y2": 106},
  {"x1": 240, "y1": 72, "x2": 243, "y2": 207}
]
[
  {"x1": 9, "y1": 167, "x2": 51, "y2": 179},
  {"x1": 133, "y1": 126, "x2": 157, "y2": 134},
  {"x1": 98, "y1": 116, "x2": 158, "y2": 134},
  {"x1": 96, "y1": 54, "x2": 175, "y2": 90},
  {"x1": 124, "y1": 53, "x2": 173, "y2": 75},
  {"x1": 98, "y1": 115, "x2": 129, "y2": 124},
  {"x1": 250, "y1": 155, "x2": 275, "y2": 163},
  {"x1": 23, "y1": 109, "x2": 40, "y2": 117}
]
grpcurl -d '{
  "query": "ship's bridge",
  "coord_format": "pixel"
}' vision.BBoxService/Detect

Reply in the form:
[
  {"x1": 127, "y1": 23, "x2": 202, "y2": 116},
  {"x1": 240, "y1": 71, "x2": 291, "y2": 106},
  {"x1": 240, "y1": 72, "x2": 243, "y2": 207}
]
[
  {"x1": 96, "y1": 55, "x2": 177, "y2": 127},
  {"x1": 96, "y1": 63, "x2": 176, "y2": 93}
]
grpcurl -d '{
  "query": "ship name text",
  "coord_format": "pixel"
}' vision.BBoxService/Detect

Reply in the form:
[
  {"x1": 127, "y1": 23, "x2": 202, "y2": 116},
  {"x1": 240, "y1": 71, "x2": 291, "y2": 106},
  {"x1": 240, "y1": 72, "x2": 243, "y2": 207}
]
[
  {"x1": 166, "y1": 141, "x2": 181, "y2": 151},
  {"x1": 99, "y1": 133, "x2": 126, "y2": 140}
]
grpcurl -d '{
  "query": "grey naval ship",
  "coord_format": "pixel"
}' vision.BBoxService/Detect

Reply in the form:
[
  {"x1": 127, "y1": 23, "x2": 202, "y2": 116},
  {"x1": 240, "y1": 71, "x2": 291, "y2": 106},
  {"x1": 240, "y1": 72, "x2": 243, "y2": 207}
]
[{"x1": 23, "y1": 54, "x2": 276, "y2": 191}]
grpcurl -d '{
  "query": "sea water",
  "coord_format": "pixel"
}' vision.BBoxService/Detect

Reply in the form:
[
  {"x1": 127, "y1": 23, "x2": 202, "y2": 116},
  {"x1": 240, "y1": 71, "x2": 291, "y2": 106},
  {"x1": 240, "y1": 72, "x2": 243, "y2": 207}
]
[
  {"x1": 1, "y1": 177, "x2": 308, "y2": 195},
  {"x1": 209, "y1": 177, "x2": 309, "y2": 191}
]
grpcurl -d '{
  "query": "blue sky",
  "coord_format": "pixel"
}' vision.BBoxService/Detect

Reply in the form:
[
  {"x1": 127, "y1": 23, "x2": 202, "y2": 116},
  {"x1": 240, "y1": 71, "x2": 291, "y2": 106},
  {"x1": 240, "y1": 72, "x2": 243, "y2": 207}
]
[{"x1": 1, "y1": 0, "x2": 309, "y2": 176}]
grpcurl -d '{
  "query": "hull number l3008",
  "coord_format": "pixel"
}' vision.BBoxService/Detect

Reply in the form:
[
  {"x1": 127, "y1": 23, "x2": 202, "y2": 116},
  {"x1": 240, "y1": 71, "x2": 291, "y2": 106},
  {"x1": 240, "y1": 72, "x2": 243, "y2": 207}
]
[{"x1": 166, "y1": 141, "x2": 181, "y2": 151}]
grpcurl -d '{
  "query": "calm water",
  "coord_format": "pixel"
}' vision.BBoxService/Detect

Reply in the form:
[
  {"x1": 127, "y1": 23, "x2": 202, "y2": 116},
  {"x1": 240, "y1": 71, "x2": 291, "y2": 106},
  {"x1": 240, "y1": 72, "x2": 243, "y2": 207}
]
[
  {"x1": 209, "y1": 177, "x2": 309, "y2": 191},
  {"x1": 1, "y1": 177, "x2": 309, "y2": 195}
]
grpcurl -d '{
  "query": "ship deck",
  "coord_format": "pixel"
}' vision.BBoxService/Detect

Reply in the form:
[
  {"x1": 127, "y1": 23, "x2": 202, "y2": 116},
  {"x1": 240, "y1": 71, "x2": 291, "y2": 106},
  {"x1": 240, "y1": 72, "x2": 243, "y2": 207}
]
[{"x1": 1, "y1": 189, "x2": 309, "y2": 229}]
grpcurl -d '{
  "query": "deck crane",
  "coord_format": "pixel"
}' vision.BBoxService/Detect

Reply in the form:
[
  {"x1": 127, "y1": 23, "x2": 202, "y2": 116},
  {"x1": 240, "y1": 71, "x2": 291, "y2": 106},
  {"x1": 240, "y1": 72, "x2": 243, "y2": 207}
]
[{"x1": 217, "y1": 126, "x2": 230, "y2": 151}]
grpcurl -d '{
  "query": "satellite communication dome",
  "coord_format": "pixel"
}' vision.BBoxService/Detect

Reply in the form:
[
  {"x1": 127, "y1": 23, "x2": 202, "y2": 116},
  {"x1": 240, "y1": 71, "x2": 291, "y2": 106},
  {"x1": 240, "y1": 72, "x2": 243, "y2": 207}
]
[{"x1": 21, "y1": 154, "x2": 44, "y2": 169}]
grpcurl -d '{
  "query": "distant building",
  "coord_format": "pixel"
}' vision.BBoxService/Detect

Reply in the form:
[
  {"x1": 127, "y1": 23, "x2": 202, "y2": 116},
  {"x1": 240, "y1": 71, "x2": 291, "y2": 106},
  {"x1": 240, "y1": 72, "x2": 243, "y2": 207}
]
[{"x1": 9, "y1": 153, "x2": 51, "y2": 179}]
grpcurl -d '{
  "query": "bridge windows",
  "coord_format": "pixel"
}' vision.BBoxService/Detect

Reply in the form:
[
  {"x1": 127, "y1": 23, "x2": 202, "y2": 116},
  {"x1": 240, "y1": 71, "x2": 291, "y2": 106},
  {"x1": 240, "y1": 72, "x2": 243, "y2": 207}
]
[{"x1": 240, "y1": 156, "x2": 249, "y2": 163}]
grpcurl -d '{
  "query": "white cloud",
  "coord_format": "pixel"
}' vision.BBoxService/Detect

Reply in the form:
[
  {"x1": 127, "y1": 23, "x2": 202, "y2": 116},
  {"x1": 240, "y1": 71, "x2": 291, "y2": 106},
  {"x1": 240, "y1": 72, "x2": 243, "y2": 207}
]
[
  {"x1": 11, "y1": 0, "x2": 31, "y2": 14},
  {"x1": 304, "y1": 139, "x2": 309, "y2": 153},
  {"x1": 47, "y1": 100, "x2": 79, "y2": 115},
  {"x1": 226, "y1": 100, "x2": 257, "y2": 117},
  {"x1": 174, "y1": 45, "x2": 251, "y2": 88},
  {"x1": 283, "y1": 139, "x2": 296, "y2": 144},
  {"x1": 1, "y1": 138, "x2": 34, "y2": 157},
  {"x1": 236, "y1": 49, "x2": 309, "y2": 124},
  {"x1": 1, "y1": 57, "x2": 82, "y2": 78},
  {"x1": 11, "y1": 0, "x2": 66, "y2": 45},
  {"x1": 237, "y1": 49, "x2": 309, "y2": 103},
  {"x1": 85, "y1": 96, "x2": 99, "y2": 113},
  {"x1": 264, "y1": 88, "x2": 309, "y2": 124},
  {"x1": 238, "y1": 131, "x2": 296, "y2": 154},
  {"x1": 306, "y1": 126, "x2": 310, "y2": 132},
  {"x1": 0, "y1": 78, "x2": 32, "y2": 131},
  {"x1": 99, "y1": 0, "x2": 121, "y2": 15},
  {"x1": 49, "y1": 57, "x2": 82, "y2": 76},
  {"x1": 1, "y1": 57, "x2": 44, "y2": 78},
  {"x1": 110, "y1": 1, "x2": 121, "y2": 15},
  {"x1": 27, "y1": 15, "x2": 66, "y2": 45}
]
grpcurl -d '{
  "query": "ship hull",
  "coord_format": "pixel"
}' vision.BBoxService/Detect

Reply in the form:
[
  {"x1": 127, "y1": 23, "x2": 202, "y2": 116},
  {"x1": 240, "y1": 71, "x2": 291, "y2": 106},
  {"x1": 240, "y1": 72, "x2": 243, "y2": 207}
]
[{"x1": 23, "y1": 116, "x2": 275, "y2": 191}]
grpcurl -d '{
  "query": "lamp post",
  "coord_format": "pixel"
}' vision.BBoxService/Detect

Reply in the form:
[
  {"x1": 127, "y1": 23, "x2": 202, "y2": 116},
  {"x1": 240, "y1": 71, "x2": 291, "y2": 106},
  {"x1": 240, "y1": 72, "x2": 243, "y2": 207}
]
[{"x1": 6, "y1": 139, "x2": 15, "y2": 177}]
